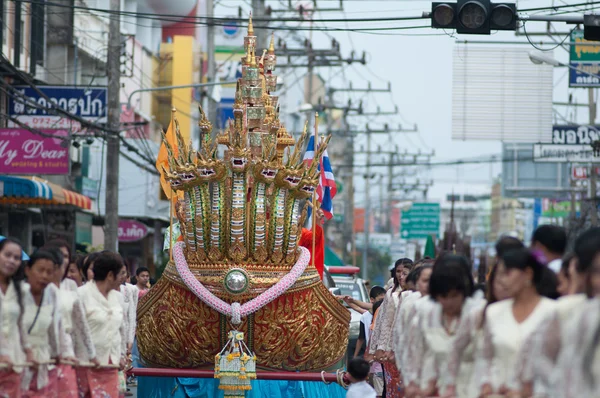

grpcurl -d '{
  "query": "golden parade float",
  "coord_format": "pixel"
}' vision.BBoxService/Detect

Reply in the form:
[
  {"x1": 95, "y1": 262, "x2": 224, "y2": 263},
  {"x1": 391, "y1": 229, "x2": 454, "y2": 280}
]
[{"x1": 133, "y1": 15, "x2": 351, "y2": 398}]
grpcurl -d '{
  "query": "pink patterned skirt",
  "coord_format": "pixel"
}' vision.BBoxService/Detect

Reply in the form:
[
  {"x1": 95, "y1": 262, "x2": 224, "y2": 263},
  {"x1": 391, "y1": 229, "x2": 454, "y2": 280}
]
[
  {"x1": 23, "y1": 367, "x2": 58, "y2": 398},
  {"x1": 384, "y1": 362, "x2": 404, "y2": 397},
  {"x1": 77, "y1": 367, "x2": 119, "y2": 398},
  {"x1": 56, "y1": 364, "x2": 78, "y2": 397},
  {"x1": 0, "y1": 370, "x2": 21, "y2": 397}
]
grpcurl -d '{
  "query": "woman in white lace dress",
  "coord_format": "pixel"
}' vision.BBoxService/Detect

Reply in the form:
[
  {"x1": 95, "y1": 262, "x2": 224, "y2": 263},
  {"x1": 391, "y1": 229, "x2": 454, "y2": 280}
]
[
  {"x1": 77, "y1": 251, "x2": 127, "y2": 397},
  {"x1": 43, "y1": 243, "x2": 100, "y2": 398},
  {"x1": 403, "y1": 255, "x2": 483, "y2": 398},
  {"x1": 21, "y1": 250, "x2": 62, "y2": 398},
  {"x1": 394, "y1": 263, "x2": 433, "y2": 397},
  {"x1": 479, "y1": 248, "x2": 556, "y2": 397},
  {"x1": 369, "y1": 258, "x2": 414, "y2": 397},
  {"x1": 549, "y1": 227, "x2": 600, "y2": 398},
  {"x1": 0, "y1": 238, "x2": 33, "y2": 397}
]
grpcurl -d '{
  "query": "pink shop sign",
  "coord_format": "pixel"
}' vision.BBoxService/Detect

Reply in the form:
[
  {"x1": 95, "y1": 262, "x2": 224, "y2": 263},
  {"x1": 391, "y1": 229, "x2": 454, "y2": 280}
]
[
  {"x1": 118, "y1": 220, "x2": 149, "y2": 242},
  {"x1": 0, "y1": 129, "x2": 70, "y2": 175}
]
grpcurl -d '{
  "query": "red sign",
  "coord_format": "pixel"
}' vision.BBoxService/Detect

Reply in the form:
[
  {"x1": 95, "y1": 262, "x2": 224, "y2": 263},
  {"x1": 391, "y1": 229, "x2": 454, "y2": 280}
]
[
  {"x1": 572, "y1": 165, "x2": 600, "y2": 179},
  {"x1": 118, "y1": 220, "x2": 149, "y2": 242},
  {"x1": 0, "y1": 129, "x2": 69, "y2": 175}
]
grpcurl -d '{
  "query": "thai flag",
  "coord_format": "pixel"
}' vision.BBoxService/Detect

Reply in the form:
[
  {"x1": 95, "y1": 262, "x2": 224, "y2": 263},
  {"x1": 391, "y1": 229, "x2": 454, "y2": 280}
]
[{"x1": 303, "y1": 135, "x2": 337, "y2": 222}]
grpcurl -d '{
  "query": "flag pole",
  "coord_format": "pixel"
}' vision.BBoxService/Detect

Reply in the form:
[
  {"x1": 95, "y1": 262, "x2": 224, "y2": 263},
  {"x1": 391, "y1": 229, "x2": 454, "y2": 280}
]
[
  {"x1": 169, "y1": 198, "x2": 174, "y2": 261},
  {"x1": 311, "y1": 112, "x2": 319, "y2": 270}
]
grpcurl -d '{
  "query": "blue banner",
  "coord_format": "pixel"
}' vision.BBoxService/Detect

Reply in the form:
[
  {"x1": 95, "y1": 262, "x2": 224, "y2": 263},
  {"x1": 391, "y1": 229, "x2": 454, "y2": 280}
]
[
  {"x1": 8, "y1": 86, "x2": 108, "y2": 117},
  {"x1": 569, "y1": 62, "x2": 600, "y2": 88}
]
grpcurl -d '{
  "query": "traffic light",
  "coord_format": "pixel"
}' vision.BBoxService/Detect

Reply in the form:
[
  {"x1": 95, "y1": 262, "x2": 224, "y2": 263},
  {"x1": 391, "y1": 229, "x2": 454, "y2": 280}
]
[{"x1": 431, "y1": 0, "x2": 517, "y2": 35}]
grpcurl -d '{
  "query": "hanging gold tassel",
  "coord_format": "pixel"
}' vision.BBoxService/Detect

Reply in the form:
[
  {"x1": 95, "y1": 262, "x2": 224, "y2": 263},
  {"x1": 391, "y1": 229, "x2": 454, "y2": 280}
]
[{"x1": 215, "y1": 331, "x2": 257, "y2": 397}]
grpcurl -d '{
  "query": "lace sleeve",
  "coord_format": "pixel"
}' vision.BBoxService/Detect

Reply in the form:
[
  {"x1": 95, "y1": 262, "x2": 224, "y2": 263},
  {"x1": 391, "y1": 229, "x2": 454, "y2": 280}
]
[
  {"x1": 47, "y1": 287, "x2": 61, "y2": 359},
  {"x1": 392, "y1": 295, "x2": 406, "y2": 368},
  {"x1": 72, "y1": 296, "x2": 97, "y2": 360},
  {"x1": 403, "y1": 307, "x2": 425, "y2": 386},
  {"x1": 120, "y1": 307, "x2": 127, "y2": 357},
  {"x1": 368, "y1": 296, "x2": 388, "y2": 354},
  {"x1": 445, "y1": 307, "x2": 479, "y2": 388},
  {"x1": 479, "y1": 314, "x2": 494, "y2": 389},
  {"x1": 127, "y1": 287, "x2": 137, "y2": 345},
  {"x1": 377, "y1": 291, "x2": 398, "y2": 351}
]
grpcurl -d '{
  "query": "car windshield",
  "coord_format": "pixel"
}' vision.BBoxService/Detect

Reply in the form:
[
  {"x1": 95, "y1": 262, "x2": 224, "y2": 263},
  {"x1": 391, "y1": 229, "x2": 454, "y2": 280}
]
[{"x1": 334, "y1": 280, "x2": 363, "y2": 302}]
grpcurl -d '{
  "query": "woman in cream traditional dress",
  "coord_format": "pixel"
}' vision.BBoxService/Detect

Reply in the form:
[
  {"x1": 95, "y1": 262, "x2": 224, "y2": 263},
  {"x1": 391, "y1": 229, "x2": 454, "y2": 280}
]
[
  {"x1": 0, "y1": 238, "x2": 33, "y2": 397},
  {"x1": 78, "y1": 251, "x2": 127, "y2": 397},
  {"x1": 21, "y1": 250, "x2": 62, "y2": 398},
  {"x1": 479, "y1": 248, "x2": 556, "y2": 397},
  {"x1": 369, "y1": 258, "x2": 414, "y2": 397},
  {"x1": 43, "y1": 243, "x2": 100, "y2": 398},
  {"x1": 404, "y1": 255, "x2": 483, "y2": 398},
  {"x1": 549, "y1": 227, "x2": 600, "y2": 398}
]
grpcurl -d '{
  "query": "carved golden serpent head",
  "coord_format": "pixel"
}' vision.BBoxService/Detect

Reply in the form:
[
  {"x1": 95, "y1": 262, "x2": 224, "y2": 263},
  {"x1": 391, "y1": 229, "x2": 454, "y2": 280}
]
[
  {"x1": 196, "y1": 141, "x2": 227, "y2": 182},
  {"x1": 291, "y1": 135, "x2": 330, "y2": 199},
  {"x1": 253, "y1": 141, "x2": 280, "y2": 183},
  {"x1": 228, "y1": 129, "x2": 251, "y2": 173}
]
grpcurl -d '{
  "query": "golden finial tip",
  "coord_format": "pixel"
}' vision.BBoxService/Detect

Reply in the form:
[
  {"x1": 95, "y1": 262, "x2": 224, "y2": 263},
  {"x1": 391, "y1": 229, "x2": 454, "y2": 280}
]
[
  {"x1": 269, "y1": 33, "x2": 275, "y2": 53},
  {"x1": 248, "y1": 13, "x2": 254, "y2": 35}
]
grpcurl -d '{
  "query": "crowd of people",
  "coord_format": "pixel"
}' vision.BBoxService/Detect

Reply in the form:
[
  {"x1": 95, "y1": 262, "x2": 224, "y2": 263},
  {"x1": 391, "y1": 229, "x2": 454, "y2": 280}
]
[
  {"x1": 0, "y1": 237, "x2": 153, "y2": 397},
  {"x1": 344, "y1": 225, "x2": 600, "y2": 398}
]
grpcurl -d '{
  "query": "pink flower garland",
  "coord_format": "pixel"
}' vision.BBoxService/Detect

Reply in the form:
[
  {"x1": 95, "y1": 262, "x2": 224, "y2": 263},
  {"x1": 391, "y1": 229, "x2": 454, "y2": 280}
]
[{"x1": 173, "y1": 242, "x2": 310, "y2": 324}]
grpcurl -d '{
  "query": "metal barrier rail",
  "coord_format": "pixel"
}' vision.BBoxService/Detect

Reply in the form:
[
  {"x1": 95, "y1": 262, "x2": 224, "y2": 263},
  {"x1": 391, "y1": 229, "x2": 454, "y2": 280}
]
[{"x1": 127, "y1": 368, "x2": 344, "y2": 383}]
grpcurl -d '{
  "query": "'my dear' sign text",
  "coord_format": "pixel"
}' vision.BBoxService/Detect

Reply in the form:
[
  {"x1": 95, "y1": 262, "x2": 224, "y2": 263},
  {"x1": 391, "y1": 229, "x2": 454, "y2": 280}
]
[{"x1": 0, "y1": 129, "x2": 69, "y2": 175}]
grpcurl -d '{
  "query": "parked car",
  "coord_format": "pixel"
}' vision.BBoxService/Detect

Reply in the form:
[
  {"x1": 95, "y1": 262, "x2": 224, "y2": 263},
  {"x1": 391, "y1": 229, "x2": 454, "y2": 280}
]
[{"x1": 328, "y1": 266, "x2": 369, "y2": 361}]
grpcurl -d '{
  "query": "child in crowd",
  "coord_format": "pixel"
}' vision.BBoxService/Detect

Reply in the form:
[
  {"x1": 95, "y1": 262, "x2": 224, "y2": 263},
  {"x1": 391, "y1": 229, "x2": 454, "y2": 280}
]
[
  {"x1": 353, "y1": 286, "x2": 386, "y2": 358},
  {"x1": 346, "y1": 357, "x2": 376, "y2": 398}
]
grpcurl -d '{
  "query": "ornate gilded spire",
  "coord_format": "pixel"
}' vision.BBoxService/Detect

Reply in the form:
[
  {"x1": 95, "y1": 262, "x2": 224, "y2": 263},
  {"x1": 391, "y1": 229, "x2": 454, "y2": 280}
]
[
  {"x1": 248, "y1": 13, "x2": 254, "y2": 36},
  {"x1": 268, "y1": 33, "x2": 275, "y2": 54}
]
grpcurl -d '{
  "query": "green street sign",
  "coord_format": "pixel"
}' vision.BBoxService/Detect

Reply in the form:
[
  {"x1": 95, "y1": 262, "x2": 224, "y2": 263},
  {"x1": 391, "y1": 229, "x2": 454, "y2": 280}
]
[
  {"x1": 336, "y1": 181, "x2": 343, "y2": 194},
  {"x1": 400, "y1": 202, "x2": 440, "y2": 240},
  {"x1": 570, "y1": 30, "x2": 600, "y2": 62}
]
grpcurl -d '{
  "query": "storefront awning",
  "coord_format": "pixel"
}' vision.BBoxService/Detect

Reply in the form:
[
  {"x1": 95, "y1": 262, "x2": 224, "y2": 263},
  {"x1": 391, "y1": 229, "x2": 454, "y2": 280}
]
[
  {"x1": 0, "y1": 176, "x2": 92, "y2": 210},
  {"x1": 0, "y1": 175, "x2": 53, "y2": 205},
  {"x1": 63, "y1": 189, "x2": 92, "y2": 210}
]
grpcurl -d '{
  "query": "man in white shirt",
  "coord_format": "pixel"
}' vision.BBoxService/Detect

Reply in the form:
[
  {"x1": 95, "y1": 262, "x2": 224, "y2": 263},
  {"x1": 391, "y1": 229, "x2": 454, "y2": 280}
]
[
  {"x1": 346, "y1": 357, "x2": 376, "y2": 398},
  {"x1": 531, "y1": 225, "x2": 567, "y2": 273}
]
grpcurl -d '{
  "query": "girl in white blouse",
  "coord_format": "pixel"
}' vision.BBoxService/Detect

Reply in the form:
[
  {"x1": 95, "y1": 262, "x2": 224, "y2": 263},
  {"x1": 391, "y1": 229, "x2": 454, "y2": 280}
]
[
  {"x1": 549, "y1": 227, "x2": 600, "y2": 398},
  {"x1": 479, "y1": 248, "x2": 556, "y2": 397},
  {"x1": 406, "y1": 255, "x2": 483, "y2": 398},
  {"x1": 78, "y1": 251, "x2": 127, "y2": 398},
  {"x1": 21, "y1": 250, "x2": 62, "y2": 398},
  {"x1": 44, "y1": 243, "x2": 100, "y2": 398},
  {"x1": 0, "y1": 238, "x2": 33, "y2": 397}
]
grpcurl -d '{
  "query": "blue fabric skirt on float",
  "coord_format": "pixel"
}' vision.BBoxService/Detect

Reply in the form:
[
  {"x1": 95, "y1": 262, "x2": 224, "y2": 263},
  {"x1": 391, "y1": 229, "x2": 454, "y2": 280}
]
[{"x1": 138, "y1": 376, "x2": 347, "y2": 398}]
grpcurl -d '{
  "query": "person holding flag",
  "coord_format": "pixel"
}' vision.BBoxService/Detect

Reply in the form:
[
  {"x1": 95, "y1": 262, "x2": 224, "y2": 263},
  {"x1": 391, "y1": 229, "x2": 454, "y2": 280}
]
[{"x1": 298, "y1": 114, "x2": 337, "y2": 280}]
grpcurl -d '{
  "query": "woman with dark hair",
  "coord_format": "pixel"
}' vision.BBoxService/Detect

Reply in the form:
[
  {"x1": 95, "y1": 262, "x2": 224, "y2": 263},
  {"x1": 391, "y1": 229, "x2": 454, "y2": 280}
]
[
  {"x1": 394, "y1": 263, "x2": 434, "y2": 373},
  {"x1": 0, "y1": 238, "x2": 33, "y2": 397},
  {"x1": 77, "y1": 251, "x2": 127, "y2": 397},
  {"x1": 368, "y1": 257, "x2": 414, "y2": 397},
  {"x1": 478, "y1": 248, "x2": 556, "y2": 397},
  {"x1": 81, "y1": 252, "x2": 101, "y2": 283},
  {"x1": 45, "y1": 248, "x2": 99, "y2": 397},
  {"x1": 546, "y1": 228, "x2": 600, "y2": 397},
  {"x1": 65, "y1": 254, "x2": 85, "y2": 287},
  {"x1": 444, "y1": 259, "x2": 511, "y2": 398},
  {"x1": 403, "y1": 255, "x2": 482, "y2": 398},
  {"x1": 21, "y1": 250, "x2": 62, "y2": 397}
]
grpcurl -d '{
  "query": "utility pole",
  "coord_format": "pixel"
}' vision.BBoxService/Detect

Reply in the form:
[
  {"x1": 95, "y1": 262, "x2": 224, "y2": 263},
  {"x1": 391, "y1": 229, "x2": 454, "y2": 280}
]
[
  {"x1": 104, "y1": 0, "x2": 121, "y2": 252},
  {"x1": 206, "y1": 0, "x2": 217, "y2": 132},
  {"x1": 362, "y1": 128, "x2": 372, "y2": 280},
  {"x1": 590, "y1": 87, "x2": 598, "y2": 226},
  {"x1": 251, "y1": 0, "x2": 269, "y2": 50}
]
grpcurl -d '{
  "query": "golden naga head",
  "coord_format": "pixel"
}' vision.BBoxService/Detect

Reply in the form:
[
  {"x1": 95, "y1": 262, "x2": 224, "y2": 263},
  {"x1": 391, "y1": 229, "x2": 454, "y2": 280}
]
[
  {"x1": 253, "y1": 141, "x2": 280, "y2": 184},
  {"x1": 291, "y1": 135, "x2": 330, "y2": 199},
  {"x1": 228, "y1": 129, "x2": 251, "y2": 173},
  {"x1": 196, "y1": 141, "x2": 227, "y2": 182}
]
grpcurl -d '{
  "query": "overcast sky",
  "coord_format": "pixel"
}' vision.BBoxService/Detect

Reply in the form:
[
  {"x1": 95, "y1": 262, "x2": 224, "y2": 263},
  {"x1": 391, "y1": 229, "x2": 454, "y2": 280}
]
[{"x1": 214, "y1": 0, "x2": 594, "y2": 206}]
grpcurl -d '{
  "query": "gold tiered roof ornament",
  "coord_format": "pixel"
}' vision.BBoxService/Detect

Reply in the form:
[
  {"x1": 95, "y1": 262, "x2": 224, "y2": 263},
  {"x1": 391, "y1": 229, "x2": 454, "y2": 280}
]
[{"x1": 139, "y1": 15, "x2": 350, "y2": 386}]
